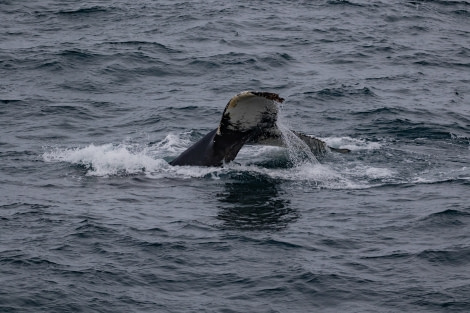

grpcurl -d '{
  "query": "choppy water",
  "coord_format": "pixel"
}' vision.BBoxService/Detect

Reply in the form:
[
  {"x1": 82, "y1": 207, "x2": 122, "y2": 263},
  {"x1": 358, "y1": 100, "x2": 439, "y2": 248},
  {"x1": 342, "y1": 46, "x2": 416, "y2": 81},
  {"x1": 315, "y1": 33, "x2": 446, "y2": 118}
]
[{"x1": 1, "y1": 1, "x2": 470, "y2": 312}]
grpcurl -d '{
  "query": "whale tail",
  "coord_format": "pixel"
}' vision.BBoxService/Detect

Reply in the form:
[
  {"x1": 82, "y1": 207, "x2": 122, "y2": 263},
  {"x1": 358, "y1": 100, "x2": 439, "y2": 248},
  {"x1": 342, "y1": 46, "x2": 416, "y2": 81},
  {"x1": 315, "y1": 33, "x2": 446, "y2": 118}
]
[
  {"x1": 170, "y1": 91, "x2": 283, "y2": 166},
  {"x1": 170, "y1": 91, "x2": 349, "y2": 166}
]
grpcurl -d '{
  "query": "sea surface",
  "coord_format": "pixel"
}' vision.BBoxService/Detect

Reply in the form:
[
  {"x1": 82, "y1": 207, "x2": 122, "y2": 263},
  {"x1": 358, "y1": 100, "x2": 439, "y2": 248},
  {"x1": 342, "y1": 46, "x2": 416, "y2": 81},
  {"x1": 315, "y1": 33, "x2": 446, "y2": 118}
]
[{"x1": 1, "y1": 0, "x2": 470, "y2": 312}]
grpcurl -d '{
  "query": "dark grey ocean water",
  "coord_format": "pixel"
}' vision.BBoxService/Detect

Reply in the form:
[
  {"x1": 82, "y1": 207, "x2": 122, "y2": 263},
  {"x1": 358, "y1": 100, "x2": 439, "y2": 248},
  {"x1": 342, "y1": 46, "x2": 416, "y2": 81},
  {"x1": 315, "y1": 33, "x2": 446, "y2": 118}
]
[{"x1": 1, "y1": 0, "x2": 470, "y2": 312}]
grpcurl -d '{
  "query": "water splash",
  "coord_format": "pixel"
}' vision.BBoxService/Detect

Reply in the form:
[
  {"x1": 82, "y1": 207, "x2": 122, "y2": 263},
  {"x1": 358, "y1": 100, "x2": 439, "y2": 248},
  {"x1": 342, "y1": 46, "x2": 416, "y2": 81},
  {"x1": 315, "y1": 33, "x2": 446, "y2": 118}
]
[
  {"x1": 150, "y1": 132, "x2": 192, "y2": 155},
  {"x1": 276, "y1": 120, "x2": 319, "y2": 166},
  {"x1": 43, "y1": 143, "x2": 168, "y2": 176},
  {"x1": 41, "y1": 130, "x2": 397, "y2": 189}
]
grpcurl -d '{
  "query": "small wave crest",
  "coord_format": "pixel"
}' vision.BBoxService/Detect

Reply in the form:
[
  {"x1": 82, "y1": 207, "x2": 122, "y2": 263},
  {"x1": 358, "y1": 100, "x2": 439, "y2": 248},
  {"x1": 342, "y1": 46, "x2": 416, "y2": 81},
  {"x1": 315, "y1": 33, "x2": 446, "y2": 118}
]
[{"x1": 43, "y1": 143, "x2": 168, "y2": 177}]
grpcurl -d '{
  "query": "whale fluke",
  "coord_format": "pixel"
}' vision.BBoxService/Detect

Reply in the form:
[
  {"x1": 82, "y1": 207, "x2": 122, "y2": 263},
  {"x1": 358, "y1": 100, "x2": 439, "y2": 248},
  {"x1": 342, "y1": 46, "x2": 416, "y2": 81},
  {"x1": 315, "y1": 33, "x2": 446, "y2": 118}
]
[{"x1": 169, "y1": 91, "x2": 349, "y2": 167}]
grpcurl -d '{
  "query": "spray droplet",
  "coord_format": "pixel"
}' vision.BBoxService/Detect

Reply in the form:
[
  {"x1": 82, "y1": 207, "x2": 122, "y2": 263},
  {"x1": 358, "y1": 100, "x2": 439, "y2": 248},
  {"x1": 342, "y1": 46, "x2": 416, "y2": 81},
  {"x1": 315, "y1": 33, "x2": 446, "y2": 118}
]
[{"x1": 276, "y1": 119, "x2": 319, "y2": 167}]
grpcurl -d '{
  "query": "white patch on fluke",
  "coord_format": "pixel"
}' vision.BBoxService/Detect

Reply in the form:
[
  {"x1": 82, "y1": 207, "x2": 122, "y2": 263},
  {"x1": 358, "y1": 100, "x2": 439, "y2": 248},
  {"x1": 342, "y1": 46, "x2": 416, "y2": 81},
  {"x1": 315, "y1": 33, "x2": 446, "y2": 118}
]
[{"x1": 220, "y1": 91, "x2": 278, "y2": 133}]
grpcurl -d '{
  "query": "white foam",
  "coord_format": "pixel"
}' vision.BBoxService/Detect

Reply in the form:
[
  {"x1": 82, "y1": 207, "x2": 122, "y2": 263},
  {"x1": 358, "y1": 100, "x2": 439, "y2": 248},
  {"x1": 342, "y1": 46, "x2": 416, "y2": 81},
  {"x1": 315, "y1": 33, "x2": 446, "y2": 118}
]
[
  {"x1": 410, "y1": 166, "x2": 470, "y2": 185},
  {"x1": 43, "y1": 143, "x2": 168, "y2": 176},
  {"x1": 204, "y1": 162, "x2": 365, "y2": 189},
  {"x1": 42, "y1": 132, "x2": 228, "y2": 179},
  {"x1": 42, "y1": 142, "x2": 362, "y2": 188},
  {"x1": 149, "y1": 164, "x2": 225, "y2": 180},
  {"x1": 364, "y1": 167, "x2": 394, "y2": 179},
  {"x1": 151, "y1": 132, "x2": 192, "y2": 155},
  {"x1": 322, "y1": 136, "x2": 382, "y2": 151},
  {"x1": 339, "y1": 164, "x2": 394, "y2": 180},
  {"x1": 273, "y1": 163, "x2": 362, "y2": 189},
  {"x1": 42, "y1": 131, "x2": 392, "y2": 189}
]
